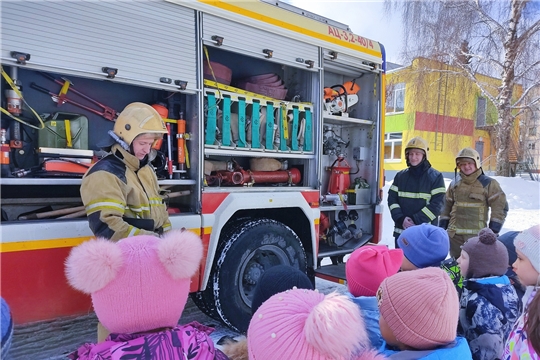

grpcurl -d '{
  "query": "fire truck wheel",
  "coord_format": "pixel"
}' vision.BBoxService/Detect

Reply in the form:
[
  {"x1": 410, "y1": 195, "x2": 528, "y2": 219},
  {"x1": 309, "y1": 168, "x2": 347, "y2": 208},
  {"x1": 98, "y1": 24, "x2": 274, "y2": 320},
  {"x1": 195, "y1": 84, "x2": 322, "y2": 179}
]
[
  {"x1": 213, "y1": 218, "x2": 307, "y2": 333},
  {"x1": 190, "y1": 217, "x2": 252, "y2": 320}
]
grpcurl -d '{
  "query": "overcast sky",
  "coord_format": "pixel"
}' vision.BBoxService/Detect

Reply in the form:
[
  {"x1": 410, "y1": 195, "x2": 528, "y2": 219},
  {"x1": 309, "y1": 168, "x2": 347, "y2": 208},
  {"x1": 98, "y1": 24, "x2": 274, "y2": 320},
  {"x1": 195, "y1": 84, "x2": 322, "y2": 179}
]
[{"x1": 287, "y1": 0, "x2": 403, "y2": 64}]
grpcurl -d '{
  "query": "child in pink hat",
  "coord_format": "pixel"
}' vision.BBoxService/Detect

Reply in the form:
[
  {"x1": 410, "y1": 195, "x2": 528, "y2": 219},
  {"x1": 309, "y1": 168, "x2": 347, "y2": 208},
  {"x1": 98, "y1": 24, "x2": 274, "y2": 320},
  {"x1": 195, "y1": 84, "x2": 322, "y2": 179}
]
[
  {"x1": 65, "y1": 229, "x2": 228, "y2": 360},
  {"x1": 377, "y1": 267, "x2": 472, "y2": 359},
  {"x1": 247, "y1": 288, "x2": 385, "y2": 360},
  {"x1": 346, "y1": 245, "x2": 403, "y2": 349}
]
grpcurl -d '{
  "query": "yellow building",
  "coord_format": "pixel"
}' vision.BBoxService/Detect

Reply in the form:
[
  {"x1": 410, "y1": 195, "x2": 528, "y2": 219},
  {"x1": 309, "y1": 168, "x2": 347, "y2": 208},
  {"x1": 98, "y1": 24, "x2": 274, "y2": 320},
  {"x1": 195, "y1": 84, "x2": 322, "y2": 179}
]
[{"x1": 384, "y1": 57, "x2": 506, "y2": 177}]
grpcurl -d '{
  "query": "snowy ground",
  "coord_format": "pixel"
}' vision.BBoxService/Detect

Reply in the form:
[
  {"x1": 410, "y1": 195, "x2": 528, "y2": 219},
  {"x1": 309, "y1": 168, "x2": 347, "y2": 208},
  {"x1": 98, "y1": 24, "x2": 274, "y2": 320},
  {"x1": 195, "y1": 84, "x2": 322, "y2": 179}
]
[
  {"x1": 379, "y1": 175, "x2": 540, "y2": 249},
  {"x1": 7, "y1": 176, "x2": 539, "y2": 359}
]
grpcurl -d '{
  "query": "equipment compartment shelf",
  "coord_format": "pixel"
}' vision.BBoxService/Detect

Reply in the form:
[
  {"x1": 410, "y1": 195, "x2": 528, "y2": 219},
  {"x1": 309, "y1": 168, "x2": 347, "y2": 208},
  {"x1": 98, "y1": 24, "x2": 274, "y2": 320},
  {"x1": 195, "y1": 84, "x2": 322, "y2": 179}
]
[
  {"x1": 319, "y1": 204, "x2": 373, "y2": 211},
  {"x1": 205, "y1": 147, "x2": 315, "y2": 159},
  {"x1": 0, "y1": 178, "x2": 197, "y2": 186},
  {"x1": 323, "y1": 114, "x2": 374, "y2": 126}
]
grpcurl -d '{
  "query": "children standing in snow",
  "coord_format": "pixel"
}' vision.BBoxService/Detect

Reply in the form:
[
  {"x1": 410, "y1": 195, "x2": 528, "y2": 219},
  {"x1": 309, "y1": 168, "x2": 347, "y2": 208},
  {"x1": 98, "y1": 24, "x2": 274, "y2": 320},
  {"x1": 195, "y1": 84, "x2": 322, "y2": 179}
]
[
  {"x1": 377, "y1": 267, "x2": 472, "y2": 359},
  {"x1": 502, "y1": 224, "x2": 540, "y2": 359},
  {"x1": 457, "y1": 228, "x2": 519, "y2": 360},
  {"x1": 346, "y1": 245, "x2": 403, "y2": 349}
]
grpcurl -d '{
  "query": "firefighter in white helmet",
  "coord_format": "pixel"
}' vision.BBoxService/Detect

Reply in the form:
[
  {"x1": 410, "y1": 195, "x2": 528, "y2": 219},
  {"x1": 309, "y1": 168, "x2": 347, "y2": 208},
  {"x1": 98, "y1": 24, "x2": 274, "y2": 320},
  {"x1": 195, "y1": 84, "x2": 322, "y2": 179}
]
[
  {"x1": 439, "y1": 147, "x2": 508, "y2": 258},
  {"x1": 387, "y1": 137, "x2": 446, "y2": 247},
  {"x1": 80, "y1": 102, "x2": 171, "y2": 241}
]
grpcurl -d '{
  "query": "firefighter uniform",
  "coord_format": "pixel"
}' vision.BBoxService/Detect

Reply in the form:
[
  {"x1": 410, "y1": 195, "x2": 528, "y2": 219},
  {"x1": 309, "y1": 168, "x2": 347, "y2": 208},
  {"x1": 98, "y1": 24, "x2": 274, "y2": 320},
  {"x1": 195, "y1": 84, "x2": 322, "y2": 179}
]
[
  {"x1": 439, "y1": 148, "x2": 508, "y2": 258},
  {"x1": 81, "y1": 144, "x2": 171, "y2": 241},
  {"x1": 388, "y1": 160, "x2": 446, "y2": 238},
  {"x1": 388, "y1": 137, "x2": 446, "y2": 241},
  {"x1": 81, "y1": 102, "x2": 171, "y2": 241}
]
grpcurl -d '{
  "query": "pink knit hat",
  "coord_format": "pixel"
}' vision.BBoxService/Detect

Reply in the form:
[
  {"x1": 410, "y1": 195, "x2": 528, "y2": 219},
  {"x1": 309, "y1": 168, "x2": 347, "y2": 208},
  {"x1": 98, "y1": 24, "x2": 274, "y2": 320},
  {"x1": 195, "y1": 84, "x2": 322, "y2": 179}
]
[
  {"x1": 248, "y1": 289, "x2": 384, "y2": 360},
  {"x1": 377, "y1": 267, "x2": 459, "y2": 350},
  {"x1": 65, "y1": 229, "x2": 203, "y2": 334},
  {"x1": 346, "y1": 245, "x2": 403, "y2": 297}
]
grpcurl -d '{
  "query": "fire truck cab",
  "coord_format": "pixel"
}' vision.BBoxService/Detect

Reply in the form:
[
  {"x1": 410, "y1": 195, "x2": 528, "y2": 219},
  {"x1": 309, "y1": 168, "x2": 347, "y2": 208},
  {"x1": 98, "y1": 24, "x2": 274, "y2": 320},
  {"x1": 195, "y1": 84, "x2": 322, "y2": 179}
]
[{"x1": 1, "y1": 0, "x2": 386, "y2": 333}]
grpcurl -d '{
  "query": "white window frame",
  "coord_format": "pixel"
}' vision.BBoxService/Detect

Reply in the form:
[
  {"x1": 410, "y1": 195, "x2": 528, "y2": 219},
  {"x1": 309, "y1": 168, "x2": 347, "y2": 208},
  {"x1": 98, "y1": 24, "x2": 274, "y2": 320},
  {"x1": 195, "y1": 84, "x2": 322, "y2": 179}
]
[
  {"x1": 476, "y1": 97, "x2": 487, "y2": 127},
  {"x1": 386, "y1": 83, "x2": 405, "y2": 114},
  {"x1": 384, "y1": 132, "x2": 403, "y2": 162}
]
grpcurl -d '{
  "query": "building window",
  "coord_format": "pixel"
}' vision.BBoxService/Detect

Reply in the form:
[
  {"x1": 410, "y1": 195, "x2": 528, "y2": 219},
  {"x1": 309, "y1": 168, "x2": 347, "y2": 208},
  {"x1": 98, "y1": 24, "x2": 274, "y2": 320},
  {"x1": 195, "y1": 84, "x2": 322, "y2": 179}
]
[
  {"x1": 384, "y1": 132, "x2": 403, "y2": 161},
  {"x1": 529, "y1": 127, "x2": 537, "y2": 136},
  {"x1": 386, "y1": 83, "x2": 405, "y2": 113},
  {"x1": 529, "y1": 142, "x2": 536, "y2": 150},
  {"x1": 476, "y1": 97, "x2": 487, "y2": 127}
]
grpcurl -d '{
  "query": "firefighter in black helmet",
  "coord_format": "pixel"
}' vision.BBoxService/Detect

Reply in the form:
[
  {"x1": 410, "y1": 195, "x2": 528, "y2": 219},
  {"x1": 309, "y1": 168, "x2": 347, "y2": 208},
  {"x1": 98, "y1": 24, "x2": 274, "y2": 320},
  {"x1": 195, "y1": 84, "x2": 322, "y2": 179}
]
[
  {"x1": 387, "y1": 137, "x2": 446, "y2": 248},
  {"x1": 439, "y1": 147, "x2": 508, "y2": 258}
]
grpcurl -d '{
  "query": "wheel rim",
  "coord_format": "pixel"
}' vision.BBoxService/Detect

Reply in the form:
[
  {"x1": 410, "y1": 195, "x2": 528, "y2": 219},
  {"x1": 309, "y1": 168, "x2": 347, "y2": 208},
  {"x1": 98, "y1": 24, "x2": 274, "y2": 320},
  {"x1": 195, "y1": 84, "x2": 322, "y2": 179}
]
[{"x1": 238, "y1": 244, "x2": 291, "y2": 306}]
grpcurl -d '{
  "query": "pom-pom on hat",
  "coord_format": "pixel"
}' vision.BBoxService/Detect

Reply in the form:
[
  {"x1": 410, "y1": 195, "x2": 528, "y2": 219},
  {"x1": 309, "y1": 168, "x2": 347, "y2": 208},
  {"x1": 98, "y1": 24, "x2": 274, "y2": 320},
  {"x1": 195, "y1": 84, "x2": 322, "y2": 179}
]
[
  {"x1": 65, "y1": 229, "x2": 203, "y2": 334},
  {"x1": 346, "y1": 246, "x2": 403, "y2": 297},
  {"x1": 248, "y1": 289, "x2": 377, "y2": 360},
  {"x1": 514, "y1": 224, "x2": 540, "y2": 273},
  {"x1": 462, "y1": 228, "x2": 508, "y2": 278},
  {"x1": 397, "y1": 223, "x2": 449, "y2": 268},
  {"x1": 377, "y1": 267, "x2": 459, "y2": 350},
  {"x1": 251, "y1": 265, "x2": 313, "y2": 314}
]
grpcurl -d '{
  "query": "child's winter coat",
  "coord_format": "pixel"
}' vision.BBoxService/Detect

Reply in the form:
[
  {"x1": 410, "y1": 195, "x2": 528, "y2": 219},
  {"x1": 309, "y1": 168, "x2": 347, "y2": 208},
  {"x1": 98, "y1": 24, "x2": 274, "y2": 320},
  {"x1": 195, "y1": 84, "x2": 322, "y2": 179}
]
[
  {"x1": 502, "y1": 288, "x2": 539, "y2": 360},
  {"x1": 378, "y1": 336, "x2": 472, "y2": 359},
  {"x1": 69, "y1": 322, "x2": 229, "y2": 360},
  {"x1": 349, "y1": 295, "x2": 383, "y2": 349},
  {"x1": 459, "y1": 275, "x2": 520, "y2": 360}
]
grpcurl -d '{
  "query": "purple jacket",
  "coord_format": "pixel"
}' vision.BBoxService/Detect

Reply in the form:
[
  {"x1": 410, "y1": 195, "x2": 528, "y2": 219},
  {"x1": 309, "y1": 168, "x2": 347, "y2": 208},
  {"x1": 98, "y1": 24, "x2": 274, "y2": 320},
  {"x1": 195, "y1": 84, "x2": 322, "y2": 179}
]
[{"x1": 69, "y1": 322, "x2": 229, "y2": 360}]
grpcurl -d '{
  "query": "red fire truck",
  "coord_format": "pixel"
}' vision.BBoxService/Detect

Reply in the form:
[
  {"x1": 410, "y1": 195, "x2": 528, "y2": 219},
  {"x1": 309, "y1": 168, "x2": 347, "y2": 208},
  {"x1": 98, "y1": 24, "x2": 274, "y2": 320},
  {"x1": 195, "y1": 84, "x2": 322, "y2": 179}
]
[{"x1": 1, "y1": 0, "x2": 386, "y2": 333}]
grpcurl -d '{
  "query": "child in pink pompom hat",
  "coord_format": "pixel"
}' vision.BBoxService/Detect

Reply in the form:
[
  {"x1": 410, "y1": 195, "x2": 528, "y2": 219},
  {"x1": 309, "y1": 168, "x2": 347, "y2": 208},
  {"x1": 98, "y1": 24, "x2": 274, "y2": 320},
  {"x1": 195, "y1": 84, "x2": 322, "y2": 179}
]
[
  {"x1": 65, "y1": 229, "x2": 228, "y2": 360},
  {"x1": 345, "y1": 245, "x2": 403, "y2": 349},
  {"x1": 377, "y1": 267, "x2": 472, "y2": 359},
  {"x1": 247, "y1": 288, "x2": 386, "y2": 360}
]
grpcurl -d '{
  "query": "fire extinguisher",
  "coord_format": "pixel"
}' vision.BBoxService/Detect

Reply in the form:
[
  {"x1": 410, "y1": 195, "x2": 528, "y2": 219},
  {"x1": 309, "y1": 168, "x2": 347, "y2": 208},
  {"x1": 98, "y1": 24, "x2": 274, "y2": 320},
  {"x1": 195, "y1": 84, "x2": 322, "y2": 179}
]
[
  {"x1": 1, "y1": 128, "x2": 11, "y2": 177},
  {"x1": 327, "y1": 154, "x2": 351, "y2": 195}
]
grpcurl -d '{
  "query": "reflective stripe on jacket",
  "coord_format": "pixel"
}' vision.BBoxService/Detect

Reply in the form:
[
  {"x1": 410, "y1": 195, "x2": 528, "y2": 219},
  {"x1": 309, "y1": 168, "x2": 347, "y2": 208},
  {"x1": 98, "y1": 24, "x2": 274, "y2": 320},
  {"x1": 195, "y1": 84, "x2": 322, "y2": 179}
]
[
  {"x1": 388, "y1": 159, "x2": 446, "y2": 236},
  {"x1": 80, "y1": 144, "x2": 171, "y2": 241},
  {"x1": 439, "y1": 169, "x2": 508, "y2": 236}
]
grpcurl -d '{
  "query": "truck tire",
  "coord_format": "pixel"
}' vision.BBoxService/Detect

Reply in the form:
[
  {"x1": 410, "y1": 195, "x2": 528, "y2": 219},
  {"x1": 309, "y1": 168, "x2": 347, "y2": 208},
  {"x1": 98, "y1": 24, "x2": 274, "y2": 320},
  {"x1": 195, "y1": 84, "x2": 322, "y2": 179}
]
[
  {"x1": 213, "y1": 218, "x2": 307, "y2": 333},
  {"x1": 190, "y1": 217, "x2": 251, "y2": 320}
]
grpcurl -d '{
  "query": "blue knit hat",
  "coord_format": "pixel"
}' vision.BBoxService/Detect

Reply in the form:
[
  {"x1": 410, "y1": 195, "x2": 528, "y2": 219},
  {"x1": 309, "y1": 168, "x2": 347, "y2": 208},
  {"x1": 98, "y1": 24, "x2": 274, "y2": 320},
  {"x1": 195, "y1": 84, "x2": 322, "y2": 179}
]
[{"x1": 397, "y1": 224, "x2": 450, "y2": 268}]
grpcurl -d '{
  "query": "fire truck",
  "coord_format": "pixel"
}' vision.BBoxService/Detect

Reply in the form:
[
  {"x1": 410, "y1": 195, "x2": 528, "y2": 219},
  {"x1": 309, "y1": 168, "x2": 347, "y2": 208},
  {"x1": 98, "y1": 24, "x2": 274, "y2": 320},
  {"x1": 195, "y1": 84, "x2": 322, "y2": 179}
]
[{"x1": 1, "y1": 0, "x2": 386, "y2": 333}]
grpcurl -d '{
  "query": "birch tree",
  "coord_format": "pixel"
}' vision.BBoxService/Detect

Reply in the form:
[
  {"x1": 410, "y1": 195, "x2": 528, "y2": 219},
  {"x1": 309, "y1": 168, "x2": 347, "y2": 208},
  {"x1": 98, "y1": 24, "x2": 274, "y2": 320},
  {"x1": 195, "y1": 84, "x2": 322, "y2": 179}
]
[{"x1": 385, "y1": 0, "x2": 540, "y2": 176}]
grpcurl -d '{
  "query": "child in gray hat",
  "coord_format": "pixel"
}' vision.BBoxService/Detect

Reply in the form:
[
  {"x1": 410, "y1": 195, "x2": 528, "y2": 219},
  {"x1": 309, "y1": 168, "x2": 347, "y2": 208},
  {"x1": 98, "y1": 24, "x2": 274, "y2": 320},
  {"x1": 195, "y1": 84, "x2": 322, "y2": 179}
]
[{"x1": 457, "y1": 228, "x2": 520, "y2": 360}]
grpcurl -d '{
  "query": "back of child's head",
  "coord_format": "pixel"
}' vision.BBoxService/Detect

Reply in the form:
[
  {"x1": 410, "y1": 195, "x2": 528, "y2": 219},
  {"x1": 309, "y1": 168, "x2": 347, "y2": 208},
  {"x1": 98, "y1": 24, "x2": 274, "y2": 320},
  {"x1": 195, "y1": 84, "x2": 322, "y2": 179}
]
[
  {"x1": 248, "y1": 288, "x2": 383, "y2": 360},
  {"x1": 514, "y1": 224, "x2": 540, "y2": 275},
  {"x1": 251, "y1": 265, "x2": 313, "y2": 314},
  {"x1": 462, "y1": 228, "x2": 508, "y2": 278},
  {"x1": 346, "y1": 245, "x2": 403, "y2": 297},
  {"x1": 397, "y1": 223, "x2": 449, "y2": 268},
  {"x1": 377, "y1": 267, "x2": 459, "y2": 350},
  {"x1": 65, "y1": 229, "x2": 203, "y2": 334}
]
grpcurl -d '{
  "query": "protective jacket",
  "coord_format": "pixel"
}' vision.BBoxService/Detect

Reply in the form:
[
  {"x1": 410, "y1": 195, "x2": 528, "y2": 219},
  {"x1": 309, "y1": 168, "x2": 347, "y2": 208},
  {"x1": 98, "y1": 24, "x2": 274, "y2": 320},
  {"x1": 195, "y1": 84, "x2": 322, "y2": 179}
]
[
  {"x1": 439, "y1": 169, "x2": 508, "y2": 236},
  {"x1": 81, "y1": 144, "x2": 171, "y2": 241},
  {"x1": 388, "y1": 159, "x2": 446, "y2": 237}
]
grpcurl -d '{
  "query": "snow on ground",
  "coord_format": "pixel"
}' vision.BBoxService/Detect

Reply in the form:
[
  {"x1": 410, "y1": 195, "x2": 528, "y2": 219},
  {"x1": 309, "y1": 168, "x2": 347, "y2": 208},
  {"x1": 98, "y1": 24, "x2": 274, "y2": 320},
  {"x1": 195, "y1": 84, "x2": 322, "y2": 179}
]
[{"x1": 380, "y1": 175, "x2": 540, "y2": 249}]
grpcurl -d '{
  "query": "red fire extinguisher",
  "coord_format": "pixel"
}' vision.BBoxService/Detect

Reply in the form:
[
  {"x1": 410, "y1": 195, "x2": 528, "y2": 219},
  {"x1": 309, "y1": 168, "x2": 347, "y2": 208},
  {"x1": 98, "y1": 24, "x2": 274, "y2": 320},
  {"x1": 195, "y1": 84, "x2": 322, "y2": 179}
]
[{"x1": 327, "y1": 155, "x2": 351, "y2": 194}]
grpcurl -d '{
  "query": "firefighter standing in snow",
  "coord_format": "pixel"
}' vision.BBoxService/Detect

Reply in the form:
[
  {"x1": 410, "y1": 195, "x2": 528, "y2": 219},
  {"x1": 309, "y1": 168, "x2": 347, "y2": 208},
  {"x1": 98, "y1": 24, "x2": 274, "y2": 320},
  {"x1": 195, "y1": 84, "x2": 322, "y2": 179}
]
[
  {"x1": 80, "y1": 102, "x2": 171, "y2": 241},
  {"x1": 388, "y1": 137, "x2": 446, "y2": 247},
  {"x1": 439, "y1": 147, "x2": 508, "y2": 259}
]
